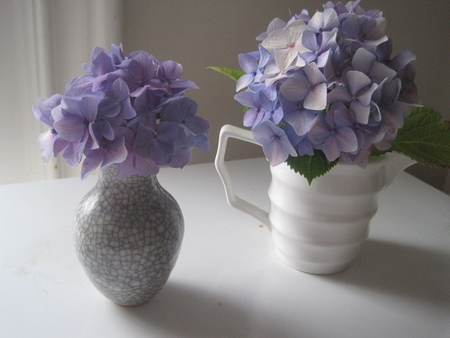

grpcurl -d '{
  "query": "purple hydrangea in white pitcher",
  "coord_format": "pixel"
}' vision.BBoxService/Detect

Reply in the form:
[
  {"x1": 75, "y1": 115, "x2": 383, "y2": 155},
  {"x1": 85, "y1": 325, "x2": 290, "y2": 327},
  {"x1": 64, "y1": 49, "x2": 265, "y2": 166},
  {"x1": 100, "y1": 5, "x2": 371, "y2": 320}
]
[
  {"x1": 211, "y1": 0, "x2": 450, "y2": 184},
  {"x1": 212, "y1": 1, "x2": 450, "y2": 274}
]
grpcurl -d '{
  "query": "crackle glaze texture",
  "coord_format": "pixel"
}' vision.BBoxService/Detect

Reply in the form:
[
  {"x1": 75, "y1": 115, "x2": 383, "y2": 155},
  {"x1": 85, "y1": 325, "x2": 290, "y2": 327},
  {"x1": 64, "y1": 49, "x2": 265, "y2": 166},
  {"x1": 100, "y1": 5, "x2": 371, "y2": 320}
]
[{"x1": 73, "y1": 165, "x2": 184, "y2": 306}]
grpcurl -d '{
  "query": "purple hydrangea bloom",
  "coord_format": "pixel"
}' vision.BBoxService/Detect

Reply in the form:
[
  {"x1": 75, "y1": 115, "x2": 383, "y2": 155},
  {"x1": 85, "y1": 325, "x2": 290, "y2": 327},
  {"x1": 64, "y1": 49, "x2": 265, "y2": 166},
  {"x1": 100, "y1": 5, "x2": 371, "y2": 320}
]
[
  {"x1": 32, "y1": 44, "x2": 210, "y2": 179},
  {"x1": 235, "y1": 87, "x2": 283, "y2": 129},
  {"x1": 232, "y1": 0, "x2": 417, "y2": 168},
  {"x1": 32, "y1": 95, "x2": 65, "y2": 163},
  {"x1": 236, "y1": 53, "x2": 260, "y2": 91},
  {"x1": 280, "y1": 62, "x2": 327, "y2": 111},
  {"x1": 153, "y1": 60, "x2": 199, "y2": 95},
  {"x1": 160, "y1": 97, "x2": 210, "y2": 137},
  {"x1": 256, "y1": 17, "x2": 287, "y2": 41},
  {"x1": 81, "y1": 129, "x2": 129, "y2": 180},
  {"x1": 300, "y1": 30, "x2": 337, "y2": 68},
  {"x1": 252, "y1": 121, "x2": 298, "y2": 166},
  {"x1": 279, "y1": 94, "x2": 317, "y2": 136},
  {"x1": 341, "y1": 13, "x2": 387, "y2": 46},
  {"x1": 327, "y1": 70, "x2": 378, "y2": 124},
  {"x1": 308, "y1": 103, "x2": 358, "y2": 161},
  {"x1": 308, "y1": 7, "x2": 339, "y2": 32}
]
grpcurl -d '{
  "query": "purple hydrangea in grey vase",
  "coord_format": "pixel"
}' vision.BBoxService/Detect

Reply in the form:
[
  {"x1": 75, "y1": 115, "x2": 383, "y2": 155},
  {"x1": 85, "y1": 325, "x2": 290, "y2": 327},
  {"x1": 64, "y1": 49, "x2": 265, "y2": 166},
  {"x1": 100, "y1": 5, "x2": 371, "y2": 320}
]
[{"x1": 33, "y1": 44, "x2": 210, "y2": 306}]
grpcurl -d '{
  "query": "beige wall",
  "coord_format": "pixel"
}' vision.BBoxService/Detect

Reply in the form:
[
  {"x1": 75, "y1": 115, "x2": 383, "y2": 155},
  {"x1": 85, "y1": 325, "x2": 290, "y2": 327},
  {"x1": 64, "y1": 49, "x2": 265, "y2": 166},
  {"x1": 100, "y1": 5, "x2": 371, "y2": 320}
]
[{"x1": 120, "y1": 0, "x2": 450, "y2": 192}]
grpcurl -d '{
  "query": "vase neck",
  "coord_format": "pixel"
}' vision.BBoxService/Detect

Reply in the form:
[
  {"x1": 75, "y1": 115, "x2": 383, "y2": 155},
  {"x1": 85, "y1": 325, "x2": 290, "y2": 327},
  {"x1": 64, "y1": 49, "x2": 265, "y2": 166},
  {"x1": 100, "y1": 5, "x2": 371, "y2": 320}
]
[{"x1": 98, "y1": 164, "x2": 158, "y2": 189}]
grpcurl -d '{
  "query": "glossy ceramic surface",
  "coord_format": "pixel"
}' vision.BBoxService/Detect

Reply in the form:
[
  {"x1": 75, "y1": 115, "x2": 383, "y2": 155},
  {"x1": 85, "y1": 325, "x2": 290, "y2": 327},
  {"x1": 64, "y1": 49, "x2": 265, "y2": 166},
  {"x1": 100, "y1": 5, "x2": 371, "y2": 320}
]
[
  {"x1": 215, "y1": 125, "x2": 414, "y2": 274},
  {"x1": 73, "y1": 165, "x2": 184, "y2": 305}
]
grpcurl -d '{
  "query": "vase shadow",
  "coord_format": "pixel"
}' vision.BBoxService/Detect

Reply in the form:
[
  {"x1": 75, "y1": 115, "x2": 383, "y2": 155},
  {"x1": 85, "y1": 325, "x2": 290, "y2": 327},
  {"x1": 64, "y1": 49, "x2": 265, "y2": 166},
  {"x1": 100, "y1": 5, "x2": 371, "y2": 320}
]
[
  {"x1": 112, "y1": 280, "x2": 290, "y2": 338},
  {"x1": 329, "y1": 239, "x2": 450, "y2": 306}
]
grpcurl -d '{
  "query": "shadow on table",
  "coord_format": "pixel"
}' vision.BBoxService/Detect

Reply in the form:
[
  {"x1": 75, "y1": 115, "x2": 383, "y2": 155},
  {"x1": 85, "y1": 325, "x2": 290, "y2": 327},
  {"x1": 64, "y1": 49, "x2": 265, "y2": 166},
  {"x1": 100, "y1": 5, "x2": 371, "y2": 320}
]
[
  {"x1": 114, "y1": 281, "x2": 290, "y2": 338},
  {"x1": 330, "y1": 239, "x2": 450, "y2": 305}
]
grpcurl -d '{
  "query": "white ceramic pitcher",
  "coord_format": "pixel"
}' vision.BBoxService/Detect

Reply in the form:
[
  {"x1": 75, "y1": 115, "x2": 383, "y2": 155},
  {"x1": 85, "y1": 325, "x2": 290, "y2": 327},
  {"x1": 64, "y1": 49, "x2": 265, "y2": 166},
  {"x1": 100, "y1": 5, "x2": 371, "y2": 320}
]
[{"x1": 215, "y1": 125, "x2": 415, "y2": 274}]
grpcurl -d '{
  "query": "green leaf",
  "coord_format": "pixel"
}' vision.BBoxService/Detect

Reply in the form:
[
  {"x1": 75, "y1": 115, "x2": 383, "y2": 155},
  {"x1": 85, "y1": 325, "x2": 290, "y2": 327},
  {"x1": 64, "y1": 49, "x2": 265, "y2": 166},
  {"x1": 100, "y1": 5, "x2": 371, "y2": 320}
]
[
  {"x1": 207, "y1": 67, "x2": 245, "y2": 82},
  {"x1": 286, "y1": 150, "x2": 338, "y2": 185},
  {"x1": 391, "y1": 106, "x2": 450, "y2": 168},
  {"x1": 370, "y1": 147, "x2": 390, "y2": 157}
]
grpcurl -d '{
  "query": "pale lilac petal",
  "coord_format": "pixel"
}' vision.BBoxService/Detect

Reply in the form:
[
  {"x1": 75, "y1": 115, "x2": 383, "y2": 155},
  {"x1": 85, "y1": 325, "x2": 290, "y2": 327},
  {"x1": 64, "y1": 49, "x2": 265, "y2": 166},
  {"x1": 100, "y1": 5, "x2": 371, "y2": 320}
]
[
  {"x1": 81, "y1": 149, "x2": 104, "y2": 180},
  {"x1": 90, "y1": 50, "x2": 114, "y2": 77},
  {"x1": 238, "y1": 53, "x2": 257, "y2": 73},
  {"x1": 308, "y1": 114, "x2": 330, "y2": 144},
  {"x1": 322, "y1": 8, "x2": 339, "y2": 30},
  {"x1": 304, "y1": 83, "x2": 327, "y2": 110},
  {"x1": 333, "y1": 106, "x2": 354, "y2": 127},
  {"x1": 101, "y1": 120, "x2": 115, "y2": 141},
  {"x1": 37, "y1": 130, "x2": 57, "y2": 164},
  {"x1": 102, "y1": 137, "x2": 128, "y2": 167},
  {"x1": 237, "y1": 74, "x2": 255, "y2": 92},
  {"x1": 274, "y1": 48, "x2": 298, "y2": 71},
  {"x1": 159, "y1": 60, "x2": 183, "y2": 80},
  {"x1": 357, "y1": 82, "x2": 378, "y2": 106},
  {"x1": 388, "y1": 51, "x2": 416, "y2": 71},
  {"x1": 157, "y1": 121, "x2": 180, "y2": 144},
  {"x1": 352, "y1": 48, "x2": 376, "y2": 75},
  {"x1": 111, "y1": 43, "x2": 125, "y2": 66},
  {"x1": 262, "y1": 29, "x2": 291, "y2": 51},
  {"x1": 120, "y1": 99, "x2": 137, "y2": 119},
  {"x1": 370, "y1": 62, "x2": 397, "y2": 83},
  {"x1": 98, "y1": 98, "x2": 121, "y2": 117},
  {"x1": 365, "y1": 18, "x2": 386, "y2": 41},
  {"x1": 316, "y1": 49, "x2": 331, "y2": 68},
  {"x1": 320, "y1": 31, "x2": 337, "y2": 50},
  {"x1": 336, "y1": 127, "x2": 358, "y2": 152},
  {"x1": 346, "y1": 71, "x2": 372, "y2": 95},
  {"x1": 53, "y1": 137, "x2": 69, "y2": 156},
  {"x1": 284, "y1": 110, "x2": 316, "y2": 136},
  {"x1": 234, "y1": 91, "x2": 255, "y2": 107},
  {"x1": 253, "y1": 121, "x2": 297, "y2": 166},
  {"x1": 116, "y1": 151, "x2": 159, "y2": 179},
  {"x1": 322, "y1": 136, "x2": 341, "y2": 161},
  {"x1": 304, "y1": 62, "x2": 326, "y2": 85},
  {"x1": 169, "y1": 147, "x2": 192, "y2": 168},
  {"x1": 256, "y1": 17, "x2": 287, "y2": 40},
  {"x1": 280, "y1": 75, "x2": 309, "y2": 102},
  {"x1": 350, "y1": 101, "x2": 371, "y2": 124},
  {"x1": 62, "y1": 138, "x2": 87, "y2": 166},
  {"x1": 301, "y1": 30, "x2": 319, "y2": 52},
  {"x1": 54, "y1": 115, "x2": 85, "y2": 141},
  {"x1": 185, "y1": 116, "x2": 210, "y2": 135},
  {"x1": 307, "y1": 11, "x2": 324, "y2": 31},
  {"x1": 301, "y1": 51, "x2": 319, "y2": 64},
  {"x1": 297, "y1": 137, "x2": 315, "y2": 156},
  {"x1": 327, "y1": 86, "x2": 352, "y2": 103},
  {"x1": 192, "y1": 134, "x2": 210, "y2": 153},
  {"x1": 243, "y1": 108, "x2": 263, "y2": 127},
  {"x1": 112, "y1": 78, "x2": 130, "y2": 101}
]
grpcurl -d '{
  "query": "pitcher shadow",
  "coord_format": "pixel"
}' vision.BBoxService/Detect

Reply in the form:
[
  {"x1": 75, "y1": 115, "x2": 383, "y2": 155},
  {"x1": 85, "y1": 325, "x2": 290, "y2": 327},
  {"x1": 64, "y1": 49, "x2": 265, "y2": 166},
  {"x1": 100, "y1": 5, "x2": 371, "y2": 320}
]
[{"x1": 329, "y1": 239, "x2": 450, "y2": 305}]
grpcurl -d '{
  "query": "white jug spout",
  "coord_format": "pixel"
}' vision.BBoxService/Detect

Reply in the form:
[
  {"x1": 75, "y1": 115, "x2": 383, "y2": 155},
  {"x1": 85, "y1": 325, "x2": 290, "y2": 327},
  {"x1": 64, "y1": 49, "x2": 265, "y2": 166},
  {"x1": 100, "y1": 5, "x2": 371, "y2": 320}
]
[{"x1": 384, "y1": 152, "x2": 416, "y2": 187}]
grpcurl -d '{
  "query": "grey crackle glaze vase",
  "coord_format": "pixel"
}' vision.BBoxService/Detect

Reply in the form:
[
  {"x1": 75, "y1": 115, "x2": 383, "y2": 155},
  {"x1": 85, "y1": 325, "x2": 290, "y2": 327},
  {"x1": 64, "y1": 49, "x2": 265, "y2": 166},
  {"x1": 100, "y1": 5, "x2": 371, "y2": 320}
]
[{"x1": 73, "y1": 164, "x2": 184, "y2": 306}]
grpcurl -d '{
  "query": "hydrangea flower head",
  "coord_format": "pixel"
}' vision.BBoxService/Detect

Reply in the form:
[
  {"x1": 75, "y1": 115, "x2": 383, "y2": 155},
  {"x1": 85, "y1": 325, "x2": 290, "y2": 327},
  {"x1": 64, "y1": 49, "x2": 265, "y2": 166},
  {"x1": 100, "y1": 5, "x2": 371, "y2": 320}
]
[
  {"x1": 233, "y1": 0, "x2": 417, "y2": 168},
  {"x1": 33, "y1": 44, "x2": 210, "y2": 179}
]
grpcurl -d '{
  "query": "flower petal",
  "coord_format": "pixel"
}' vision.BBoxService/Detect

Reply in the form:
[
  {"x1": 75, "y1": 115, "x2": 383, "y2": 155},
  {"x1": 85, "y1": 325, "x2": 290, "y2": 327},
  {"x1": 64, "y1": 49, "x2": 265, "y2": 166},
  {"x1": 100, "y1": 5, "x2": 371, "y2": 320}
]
[{"x1": 304, "y1": 83, "x2": 327, "y2": 110}]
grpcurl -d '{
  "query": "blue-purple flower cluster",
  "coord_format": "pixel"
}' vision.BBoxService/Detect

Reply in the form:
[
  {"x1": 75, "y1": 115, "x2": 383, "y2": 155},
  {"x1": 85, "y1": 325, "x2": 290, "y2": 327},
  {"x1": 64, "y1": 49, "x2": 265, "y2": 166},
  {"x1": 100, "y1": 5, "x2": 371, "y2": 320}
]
[
  {"x1": 33, "y1": 44, "x2": 210, "y2": 179},
  {"x1": 235, "y1": 0, "x2": 418, "y2": 167}
]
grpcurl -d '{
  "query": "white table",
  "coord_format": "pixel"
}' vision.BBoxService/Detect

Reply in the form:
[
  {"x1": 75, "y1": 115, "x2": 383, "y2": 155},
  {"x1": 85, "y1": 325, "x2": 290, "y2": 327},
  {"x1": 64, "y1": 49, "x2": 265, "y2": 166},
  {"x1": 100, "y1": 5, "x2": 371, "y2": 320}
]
[{"x1": 1, "y1": 158, "x2": 449, "y2": 338}]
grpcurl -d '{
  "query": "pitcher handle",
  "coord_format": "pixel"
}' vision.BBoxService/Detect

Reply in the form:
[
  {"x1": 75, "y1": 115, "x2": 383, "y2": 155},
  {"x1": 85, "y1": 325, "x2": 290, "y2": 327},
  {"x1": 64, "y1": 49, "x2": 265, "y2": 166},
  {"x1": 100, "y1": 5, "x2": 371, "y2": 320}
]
[{"x1": 215, "y1": 125, "x2": 271, "y2": 229}]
